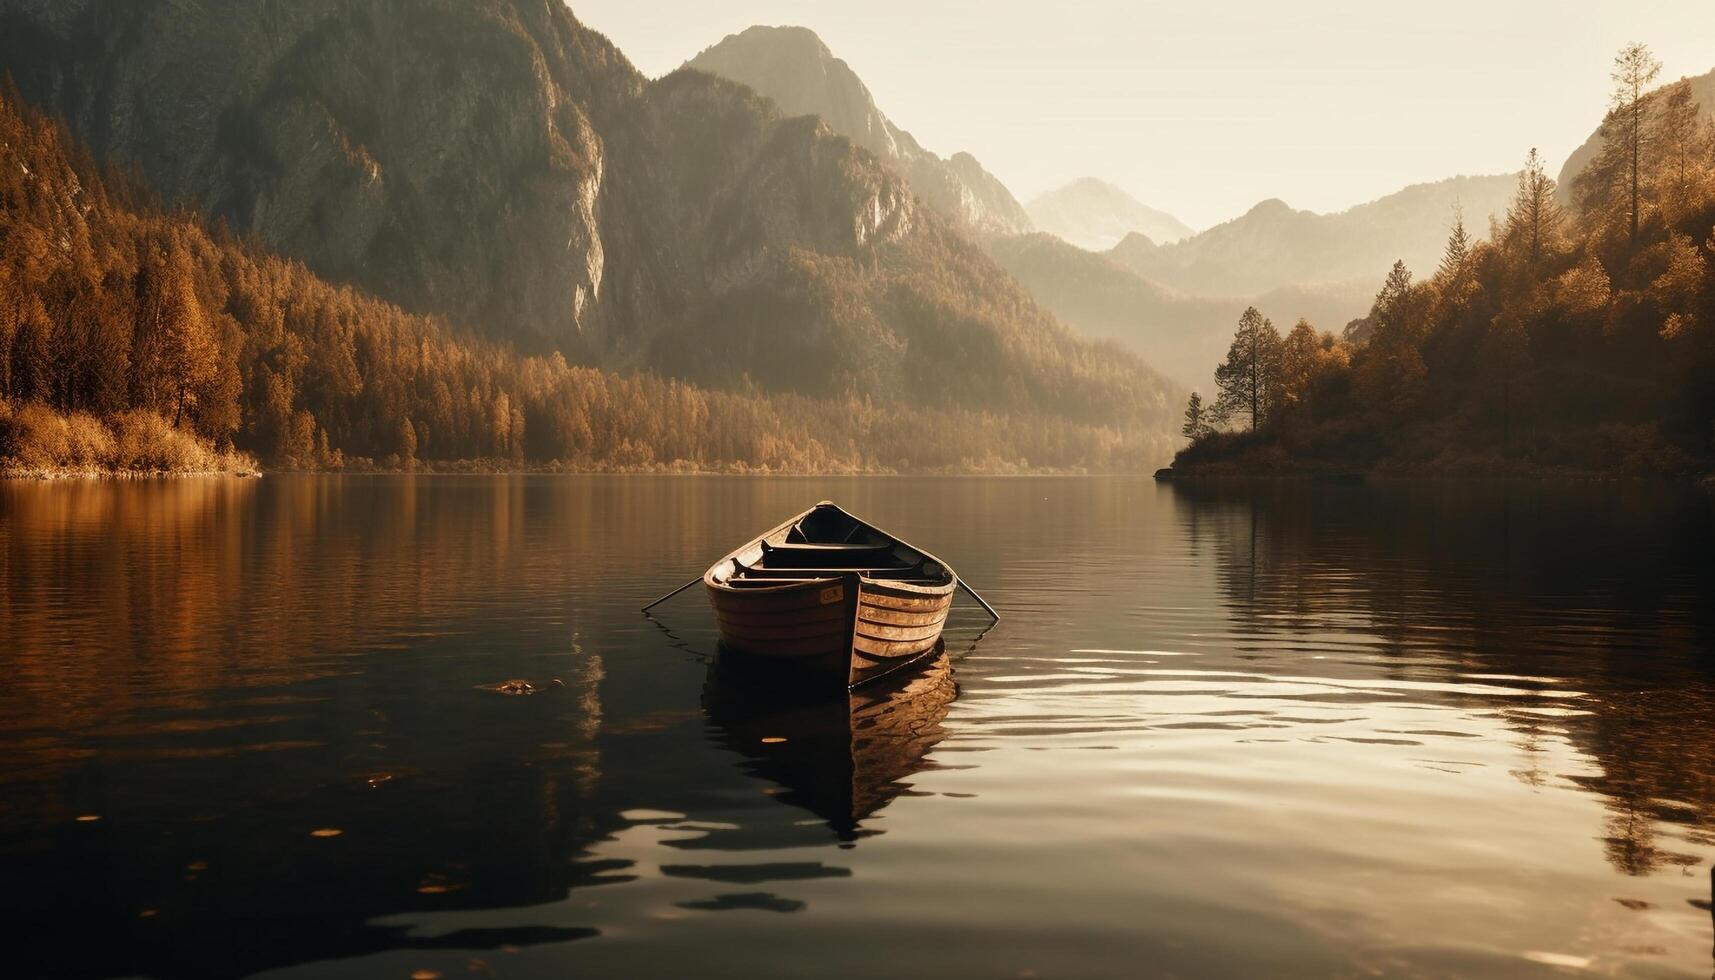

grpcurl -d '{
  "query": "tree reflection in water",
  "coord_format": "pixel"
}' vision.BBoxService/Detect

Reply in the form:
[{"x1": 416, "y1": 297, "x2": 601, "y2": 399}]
[{"x1": 1172, "y1": 480, "x2": 1715, "y2": 878}]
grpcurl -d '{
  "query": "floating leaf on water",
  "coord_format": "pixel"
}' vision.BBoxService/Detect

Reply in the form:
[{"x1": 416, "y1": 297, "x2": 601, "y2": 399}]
[
  {"x1": 310, "y1": 828, "x2": 343, "y2": 838},
  {"x1": 478, "y1": 678, "x2": 565, "y2": 696}
]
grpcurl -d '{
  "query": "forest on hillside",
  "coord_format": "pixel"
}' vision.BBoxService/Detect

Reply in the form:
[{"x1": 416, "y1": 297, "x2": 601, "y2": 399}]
[
  {"x1": 1175, "y1": 45, "x2": 1715, "y2": 478},
  {"x1": 0, "y1": 87, "x2": 1172, "y2": 475}
]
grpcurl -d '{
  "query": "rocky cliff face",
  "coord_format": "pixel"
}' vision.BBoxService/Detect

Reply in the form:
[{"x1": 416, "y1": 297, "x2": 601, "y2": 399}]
[
  {"x1": 684, "y1": 25, "x2": 1034, "y2": 236},
  {"x1": 1025, "y1": 178, "x2": 1195, "y2": 251},
  {"x1": 1, "y1": 0, "x2": 632, "y2": 348},
  {"x1": 0, "y1": 0, "x2": 1175, "y2": 428}
]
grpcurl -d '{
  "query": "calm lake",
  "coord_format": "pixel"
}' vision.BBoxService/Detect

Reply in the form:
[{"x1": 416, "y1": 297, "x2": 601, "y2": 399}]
[{"x1": 2, "y1": 475, "x2": 1713, "y2": 979}]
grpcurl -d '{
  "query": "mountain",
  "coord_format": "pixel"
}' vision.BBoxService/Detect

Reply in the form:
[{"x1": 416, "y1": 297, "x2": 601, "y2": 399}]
[
  {"x1": 1025, "y1": 178, "x2": 1196, "y2": 251},
  {"x1": 0, "y1": 0, "x2": 1178, "y2": 452},
  {"x1": 0, "y1": 85, "x2": 1181, "y2": 474},
  {"x1": 1556, "y1": 66, "x2": 1715, "y2": 200},
  {"x1": 987, "y1": 235, "x2": 1373, "y2": 389},
  {"x1": 1110, "y1": 175, "x2": 1518, "y2": 297},
  {"x1": 684, "y1": 25, "x2": 1033, "y2": 236}
]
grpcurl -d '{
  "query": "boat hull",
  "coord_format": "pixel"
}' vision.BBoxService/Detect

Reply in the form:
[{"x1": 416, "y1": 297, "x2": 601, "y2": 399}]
[{"x1": 707, "y1": 574, "x2": 954, "y2": 687}]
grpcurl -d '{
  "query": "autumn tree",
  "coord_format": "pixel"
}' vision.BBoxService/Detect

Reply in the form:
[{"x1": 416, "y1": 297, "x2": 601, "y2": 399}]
[
  {"x1": 1610, "y1": 42, "x2": 1662, "y2": 242},
  {"x1": 1355, "y1": 261, "x2": 1430, "y2": 417},
  {"x1": 1275, "y1": 319, "x2": 1320, "y2": 416},
  {"x1": 1504, "y1": 149, "x2": 1563, "y2": 270},
  {"x1": 397, "y1": 416, "x2": 417, "y2": 469},
  {"x1": 1212, "y1": 306, "x2": 1280, "y2": 432},
  {"x1": 1650, "y1": 79, "x2": 1706, "y2": 219}
]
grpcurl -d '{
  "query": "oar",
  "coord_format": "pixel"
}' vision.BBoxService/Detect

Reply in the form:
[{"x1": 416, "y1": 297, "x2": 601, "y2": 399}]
[
  {"x1": 957, "y1": 577, "x2": 1001, "y2": 623},
  {"x1": 641, "y1": 575, "x2": 702, "y2": 612}
]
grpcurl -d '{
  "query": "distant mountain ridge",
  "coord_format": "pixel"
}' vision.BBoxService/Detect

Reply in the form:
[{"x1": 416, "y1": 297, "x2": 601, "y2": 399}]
[
  {"x1": 1025, "y1": 178, "x2": 1195, "y2": 251},
  {"x1": 988, "y1": 234, "x2": 1373, "y2": 389},
  {"x1": 0, "y1": 0, "x2": 1179, "y2": 454},
  {"x1": 1110, "y1": 175, "x2": 1518, "y2": 297},
  {"x1": 685, "y1": 25, "x2": 1034, "y2": 236}
]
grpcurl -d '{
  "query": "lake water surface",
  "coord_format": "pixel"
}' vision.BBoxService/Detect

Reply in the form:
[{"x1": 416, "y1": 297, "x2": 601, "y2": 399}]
[{"x1": 2, "y1": 475, "x2": 1713, "y2": 978}]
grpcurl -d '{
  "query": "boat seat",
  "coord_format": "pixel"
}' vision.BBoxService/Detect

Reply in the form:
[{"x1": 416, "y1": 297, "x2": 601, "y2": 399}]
[
  {"x1": 727, "y1": 575, "x2": 941, "y2": 588},
  {"x1": 759, "y1": 540, "x2": 897, "y2": 568},
  {"x1": 741, "y1": 565, "x2": 919, "y2": 579}
]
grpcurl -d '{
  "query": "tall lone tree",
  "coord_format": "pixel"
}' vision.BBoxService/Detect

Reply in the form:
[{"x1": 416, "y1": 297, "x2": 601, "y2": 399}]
[
  {"x1": 1212, "y1": 306, "x2": 1280, "y2": 432},
  {"x1": 1610, "y1": 42, "x2": 1662, "y2": 242}
]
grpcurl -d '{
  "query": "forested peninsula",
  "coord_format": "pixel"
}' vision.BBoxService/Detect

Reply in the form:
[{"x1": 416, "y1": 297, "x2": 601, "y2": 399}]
[{"x1": 1172, "y1": 46, "x2": 1715, "y2": 480}]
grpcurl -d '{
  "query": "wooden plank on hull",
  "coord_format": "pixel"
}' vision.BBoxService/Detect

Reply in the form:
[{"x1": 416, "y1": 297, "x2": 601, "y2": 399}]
[
  {"x1": 855, "y1": 606, "x2": 949, "y2": 627},
  {"x1": 855, "y1": 619, "x2": 946, "y2": 643},
  {"x1": 853, "y1": 634, "x2": 942, "y2": 659}
]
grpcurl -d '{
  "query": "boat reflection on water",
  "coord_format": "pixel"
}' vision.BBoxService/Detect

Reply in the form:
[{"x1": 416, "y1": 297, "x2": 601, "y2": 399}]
[{"x1": 702, "y1": 644, "x2": 959, "y2": 840}]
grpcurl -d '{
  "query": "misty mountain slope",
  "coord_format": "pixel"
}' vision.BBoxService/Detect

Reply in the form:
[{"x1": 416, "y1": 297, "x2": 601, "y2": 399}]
[
  {"x1": 0, "y1": 0, "x2": 1178, "y2": 435},
  {"x1": 1025, "y1": 178, "x2": 1196, "y2": 251},
  {"x1": 1114, "y1": 175, "x2": 1517, "y2": 297},
  {"x1": 683, "y1": 25, "x2": 1034, "y2": 236},
  {"x1": 1556, "y1": 66, "x2": 1715, "y2": 198},
  {"x1": 986, "y1": 234, "x2": 1373, "y2": 389}
]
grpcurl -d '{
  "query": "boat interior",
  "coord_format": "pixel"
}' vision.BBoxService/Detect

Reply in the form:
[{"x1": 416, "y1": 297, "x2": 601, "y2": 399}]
[{"x1": 711, "y1": 505, "x2": 952, "y2": 589}]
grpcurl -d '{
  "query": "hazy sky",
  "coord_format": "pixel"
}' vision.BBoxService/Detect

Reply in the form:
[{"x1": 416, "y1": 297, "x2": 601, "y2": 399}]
[{"x1": 569, "y1": 1, "x2": 1715, "y2": 230}]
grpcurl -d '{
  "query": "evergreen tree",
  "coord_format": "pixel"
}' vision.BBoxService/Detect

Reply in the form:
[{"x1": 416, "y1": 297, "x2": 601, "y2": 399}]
[
  {"x1": 1437, "y1": 203, "x2": 1472, "y2": 284},
  {"x1": 1610, "y1": 42, "x2": 1663, "y2": 242},
  {"x1": 1212, "y1": 307, "x2": 1280, "y2": 432},
  {"x1": 1505, "y1": 149, "x2": 1562, "y2": 270},
  {"x1": 1181, "y1": 391, "x2": 1209, "y2": 440}
]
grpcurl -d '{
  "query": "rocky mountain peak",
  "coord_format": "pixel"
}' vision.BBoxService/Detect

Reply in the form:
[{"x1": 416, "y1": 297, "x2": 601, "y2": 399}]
[{"x1": 685, "y1": 24, "x2": 1033, "y2": 236}]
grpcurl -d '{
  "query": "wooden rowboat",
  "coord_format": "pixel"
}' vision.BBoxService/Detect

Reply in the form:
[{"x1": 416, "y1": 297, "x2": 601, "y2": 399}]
[{"x1": 704, "y1": 502, "x2": 957, "y2": 688}]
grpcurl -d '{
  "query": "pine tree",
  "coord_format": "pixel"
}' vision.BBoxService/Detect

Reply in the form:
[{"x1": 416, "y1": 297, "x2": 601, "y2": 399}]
[
  {"x1": 1610, "y1": 42, "x2": 1662, "y2": 242},
  {"x1": 1505, "y1": 149, "x2": 1563, "y2": 270},
  {"x1": 1437, "y1": 203, "x2": 1472, "y2": 283},
  {"x1": 1181, "y1": 391, "x2": 1209, "y2": 440},
  {"x1": 1212, "y1": 307, "x2": 1281, "y2": 432}
]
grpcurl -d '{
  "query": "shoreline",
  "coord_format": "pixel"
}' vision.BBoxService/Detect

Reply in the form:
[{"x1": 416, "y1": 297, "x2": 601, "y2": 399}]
[
  {"x1": 1160, "y1": 465, "x2": 1715, "y2": 486},
  {"x1": 9, "y1": 463, "x2": 1713, "y2": 484}
]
